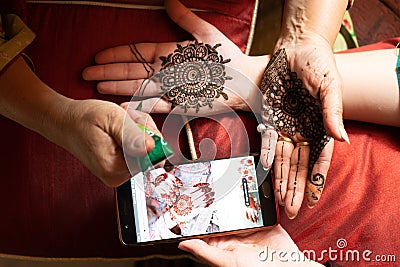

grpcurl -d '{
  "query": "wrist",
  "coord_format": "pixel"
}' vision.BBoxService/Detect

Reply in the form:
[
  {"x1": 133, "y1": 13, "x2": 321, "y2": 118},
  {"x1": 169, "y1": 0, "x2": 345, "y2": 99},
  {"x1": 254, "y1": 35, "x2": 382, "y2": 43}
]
[
  {"x1": 35, "y1": 90, "x2": 75, "y2": 148},
  {"x1": 248, "y1": 54, "x2": 270, "y2": 86},
  {"x1": 276, "y1": 30, "x2": 332, "y2": 52},
  {"x1": 277, "y1": 0, "x2": 347, "y2": 50}
]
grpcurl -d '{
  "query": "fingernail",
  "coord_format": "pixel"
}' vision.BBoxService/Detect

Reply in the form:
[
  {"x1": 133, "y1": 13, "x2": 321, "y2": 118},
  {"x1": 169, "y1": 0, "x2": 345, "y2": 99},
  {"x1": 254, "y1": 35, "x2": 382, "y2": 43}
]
[
  {"x1": 133, "y1": 135, "x2": 145, "y2": 148},
  {"x1": 286, "y1": 210, "x2": 297, "y2": 220},
  {"x1": 144, "y1": 135, "x2": 155, "y2": 153},
  {"x1": 339, "y1": 126, "x2": 350, "y2": 144},
  {"x1": 133, "y1": 135, "x2": 153, "y2": 154},
  {"x1": 263, "y1": 167, "x2": 270, "y2": 174}
]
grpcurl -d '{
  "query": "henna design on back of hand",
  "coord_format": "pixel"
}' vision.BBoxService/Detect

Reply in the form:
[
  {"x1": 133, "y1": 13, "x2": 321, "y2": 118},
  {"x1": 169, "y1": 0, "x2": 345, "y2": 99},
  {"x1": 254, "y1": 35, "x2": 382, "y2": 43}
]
[
  {"x1": 260, "y1": 48, "x2": 331, "y2": 173},
  {"x1": 156, "y1": 41, "x2": 231, "y2": 112}
]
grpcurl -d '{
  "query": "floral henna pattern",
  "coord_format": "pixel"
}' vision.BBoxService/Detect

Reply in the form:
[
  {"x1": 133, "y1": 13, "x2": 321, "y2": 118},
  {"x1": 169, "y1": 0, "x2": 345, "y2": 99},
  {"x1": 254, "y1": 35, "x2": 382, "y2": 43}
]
[
  {"x1": 260, "y1": 48, "x2": 331, "y2": 174},
  {"x1": 309, "y1": 173, "x2": 325, "y2": 201},
  {"x1": 173, "y1": 194, "x2": 193, "y2": 216},
  {"x1": 156, "y1": 41, "x2": 231, "y2": 112}
]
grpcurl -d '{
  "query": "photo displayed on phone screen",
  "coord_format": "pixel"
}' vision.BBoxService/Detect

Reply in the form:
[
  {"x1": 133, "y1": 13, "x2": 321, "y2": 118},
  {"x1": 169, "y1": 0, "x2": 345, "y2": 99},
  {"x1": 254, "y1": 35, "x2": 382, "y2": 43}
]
[{"x1": 128, "y1": 155, "x2": 268, "y2": 243}]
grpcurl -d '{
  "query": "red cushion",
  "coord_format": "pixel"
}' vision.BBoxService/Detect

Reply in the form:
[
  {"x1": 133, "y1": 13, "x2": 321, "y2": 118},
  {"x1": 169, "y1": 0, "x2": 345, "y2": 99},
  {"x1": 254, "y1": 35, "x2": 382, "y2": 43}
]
[
  {"x1": 1, "y1": 1, "x2": 399, "y2": 264},
  {"x1": 282, "y1": 39, "x2": 400, "y2": 265},
  {"x1": 0, "y1": 0, "x2": 257, "y2": 258}
]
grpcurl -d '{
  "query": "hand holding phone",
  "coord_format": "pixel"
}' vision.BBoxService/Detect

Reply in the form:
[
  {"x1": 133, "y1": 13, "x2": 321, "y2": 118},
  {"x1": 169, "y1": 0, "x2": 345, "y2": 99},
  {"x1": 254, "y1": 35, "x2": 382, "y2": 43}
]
[{"x1": 116, "y1": 155, "x2": 278, "y2": 245}]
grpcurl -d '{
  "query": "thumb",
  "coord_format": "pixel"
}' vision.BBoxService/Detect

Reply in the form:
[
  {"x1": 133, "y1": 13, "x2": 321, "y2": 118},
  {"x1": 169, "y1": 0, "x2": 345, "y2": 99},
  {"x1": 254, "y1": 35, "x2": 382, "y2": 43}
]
[
  {"x1": 319, "y1": 74, "x2": 350, "y2": 144},
  {"x1": 164, "y1": 0, "x2": 226, "y2": 43},
  {"x1": 109, "y1": 106, "x2": 155, "y2": 157},
  {"x1": 179, "y1": 239, "x2": 231, "y2": 267}
]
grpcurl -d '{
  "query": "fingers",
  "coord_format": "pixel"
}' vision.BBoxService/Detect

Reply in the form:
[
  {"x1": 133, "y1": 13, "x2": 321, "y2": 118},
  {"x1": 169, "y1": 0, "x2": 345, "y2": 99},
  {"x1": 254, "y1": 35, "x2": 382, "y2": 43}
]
[
  {"x1": 122, "y1": 98, "x2": 173, "y2": 114},
  {"x1": 272, "y1": 137, "x2": 333, "y2": 217},
  {"x1": 82, "y1": 44, "x2": 160, "y2": 80},
  {"x1": 245, "y1": 197, "x2": 259, "y2": 223},
  {"x1": 306, "y1": 138, "x2": 334, "y2": 207},
  {"x1": 164, "y1": 0, "x2": 226, "y2": 43},
  {"x1": 154, "y1": 173, "x2": 180, "y2": 205},
  {"x1": 179, "y1": 239, "x2": 231, "y2": 267},
  {"x1": 191, "y1": 188, "x2": 215, "y2": 208},
  {"x1": 285, "y1": 143, "x2": 310, "y2": 219},
  {"x1": 123, "y1": 105, "x2": 163, "y2": 137},
  {"x1": 273, "y1": 137, "x2": 294, "y2": 206},
  {"x1": 83, "y1": 62, "x2": 153, "y2": 81},
  {"x1": 97, "y1": 79, "x2": 148, "y2": 96},
  {"x1": 93, "y1": 44, "x2": 159, "y2": 65},
  {"x1": 108, "y1": 105, "x2": 154, "y2": 157},
  {"x1": 96, "y1": 75, "x2": 162, "y2": 97},
  {"x1": 180, "y1": 185, "x2": 215, "y2": 208},
  {"x1": 319, "y1": 74, "x2": 350, "y2": 144},
  {"x1": 260, "y1": 128, "x2": 278, "y2": 172},
  {"x1": 123, "y1": 97, "x2": 235, "y2": 116},
  {"x1": 245, "y1": 208, "x2": 259, "y2": 223}
]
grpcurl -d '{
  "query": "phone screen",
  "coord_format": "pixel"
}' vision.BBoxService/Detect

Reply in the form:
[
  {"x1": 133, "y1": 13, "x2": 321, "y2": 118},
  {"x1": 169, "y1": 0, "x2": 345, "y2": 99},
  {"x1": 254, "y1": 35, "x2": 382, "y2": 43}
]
[{"x1": 116, "y1": 155, "x2": 277, "y2": 245}]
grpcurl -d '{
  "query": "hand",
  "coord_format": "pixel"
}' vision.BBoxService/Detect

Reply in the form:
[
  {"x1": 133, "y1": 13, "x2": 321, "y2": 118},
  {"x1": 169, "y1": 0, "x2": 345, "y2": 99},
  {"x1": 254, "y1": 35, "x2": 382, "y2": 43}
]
[
  {"x1": 178, "y1": 224, "x2": 323, "y2": 267},
  {"x1": 245, "y1": 196, "x2": 260, "y2": 223},
  {"x1": 264, "y1": 0, "x2": 349, "y2": 217},
  {"x1": 154, "y1": 172, "x2": 183, "y2": 206},
  {"x1": 278, "y1": 36, "x2": 349, "y2": 143},
  {"x1": 167, "y1": 183, "x2": 215, "y2": 222},
  {"x1": 266, "y1": 38, "x2": 348, "y2": 217},
  {"x1": 259, "y1": 48, "x2": 335, "y2": 219},
  {"x1": 61, "y1": 99, "x2": 158, "y2": 187},
  {"x1": 82, "y1": 0, "x2": 340, "y2": 216},
  {"x1": 82, "y1": 0, "x2": 268, "y2": 115},
  {"x1": 181, "y1": 183, "x2": 215, "y2": 209}
]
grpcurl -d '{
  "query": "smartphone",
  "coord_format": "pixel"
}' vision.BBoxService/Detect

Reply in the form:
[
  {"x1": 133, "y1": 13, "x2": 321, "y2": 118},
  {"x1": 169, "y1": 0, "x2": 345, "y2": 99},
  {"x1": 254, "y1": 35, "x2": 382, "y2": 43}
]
[{"x1": 116, "y1": 155, "x2": 278, "y2": 245}]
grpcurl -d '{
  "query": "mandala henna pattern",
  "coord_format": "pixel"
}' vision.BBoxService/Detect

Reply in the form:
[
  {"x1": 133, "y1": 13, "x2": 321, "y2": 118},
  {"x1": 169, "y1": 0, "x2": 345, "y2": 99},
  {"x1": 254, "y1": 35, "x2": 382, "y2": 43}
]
[
  {"x1": 173, "y1": 194, "x2": 193, "y2": 216},
  {"x1": 156, "y1": 41, "x2": 231, "y2": 112},
  {"x1": 260, "y1": 48, "x2": 331, "y2": 174}
]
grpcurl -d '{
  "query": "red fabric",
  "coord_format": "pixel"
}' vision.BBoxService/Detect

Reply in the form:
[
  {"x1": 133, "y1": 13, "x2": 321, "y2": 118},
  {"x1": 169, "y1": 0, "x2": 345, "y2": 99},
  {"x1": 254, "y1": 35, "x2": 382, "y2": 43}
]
[
  {"x1": 281, "y1": 38, "x2": 400, "y2": 266},
  {"x1": 0, "y1": 0, "x2": 27, "y2": 22},
  {"x1": 1, "y1": 1, "x2": 399, "y2": 265},
  {"x1": 338, "y1": 37, "x2": 400, "y2": 53},
  {"x1": 0, "y1": 0, "x2": 256, "y2": 258},
  {"x1": 192, "y1": 38, "x2": 400, "y2": 266},
  {"x1": 283, "y1": 121, "x2": 400, "y2": 266}
]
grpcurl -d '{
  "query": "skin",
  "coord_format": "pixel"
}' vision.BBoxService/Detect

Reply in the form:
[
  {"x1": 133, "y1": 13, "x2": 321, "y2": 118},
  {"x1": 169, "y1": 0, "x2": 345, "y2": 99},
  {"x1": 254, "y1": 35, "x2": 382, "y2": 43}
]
[
  {"x1": 82, "y1": 0, "x2": 339, "y2": 218},
  {"x1": 2, "y1": 1, "x2": 398, "y2": 266},
  {"x1": 0, "y1": 57, "x2": 159, "y2": 187},
  {"x1": 276, "y1": 0, "x2": 350, "y2": 143},
  {"x1": 178, "y1": 224, "x2": 324, "y2": 267}
]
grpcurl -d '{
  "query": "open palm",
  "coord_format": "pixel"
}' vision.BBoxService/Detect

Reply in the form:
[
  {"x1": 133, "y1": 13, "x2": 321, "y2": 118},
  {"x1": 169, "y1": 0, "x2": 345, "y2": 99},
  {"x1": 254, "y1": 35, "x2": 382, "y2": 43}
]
[
  {"x1": 82, "y1": 0, "x2": 341, "y2": 219},
  {"x1": 82, "y1": 0, "x2": 268, "y2": 115}
]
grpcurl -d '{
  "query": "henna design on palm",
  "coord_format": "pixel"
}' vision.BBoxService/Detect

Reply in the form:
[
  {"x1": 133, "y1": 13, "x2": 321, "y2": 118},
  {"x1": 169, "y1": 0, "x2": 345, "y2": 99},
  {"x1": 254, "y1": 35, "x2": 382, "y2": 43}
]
[
  {"x1": 155, "y1": 41, "x2": 232, "y2": 112},
  {"x1": 260, "y1": 48, "x2": 331, "y2": 174}
]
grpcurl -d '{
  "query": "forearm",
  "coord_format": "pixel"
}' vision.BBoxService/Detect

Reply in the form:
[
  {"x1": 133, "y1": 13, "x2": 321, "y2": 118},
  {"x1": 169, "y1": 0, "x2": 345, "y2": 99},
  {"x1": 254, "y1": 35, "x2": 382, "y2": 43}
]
[
  {"x1": 276, "y1": 0, "x2": 347, "y2": 48},
  {"x1": 335, "y1": 49, "x2": 400, "y2": 126},
  {"x1": 0, "y1": 57, "x2": 72, "y2": 145}
]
